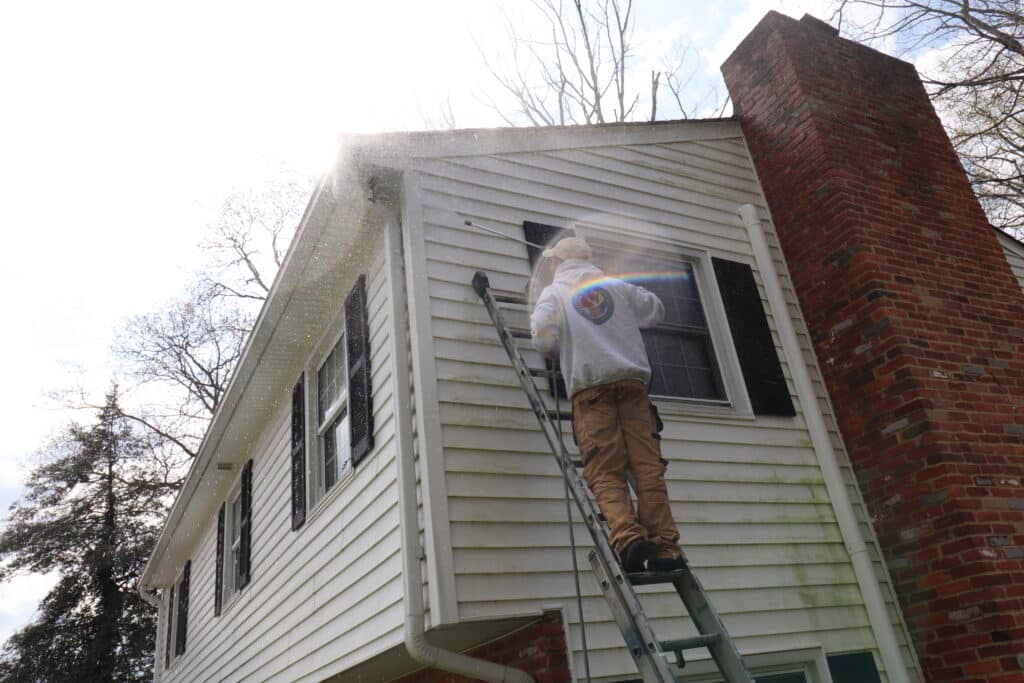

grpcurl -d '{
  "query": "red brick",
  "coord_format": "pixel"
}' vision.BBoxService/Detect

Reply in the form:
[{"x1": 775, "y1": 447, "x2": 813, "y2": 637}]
[{"x1": 723, "y1": 11, "x2": 1024, "y2": 683}]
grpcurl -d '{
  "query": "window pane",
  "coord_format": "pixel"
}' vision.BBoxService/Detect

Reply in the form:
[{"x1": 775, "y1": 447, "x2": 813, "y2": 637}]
[
  {"x1": 322, "y1": 411, "x2": 349, "y2": 493},
  {"x1": 323, "y1": 430, "x2": 337, "y2": 492},
  {"x1": 317, "y1": 362, "x2": 330, "y2": 425},
  {"x1": 317, "y1": 336, "x2": 346, "y2": 426},
  {"x1": 336, "y1": 413, "x2": 350, "y2": 477},
  {"x1": 615, "y1": 259, "x2": 704, "y2": 328},
  {"x1": 231, "y1": 496, "x2": 241, "y2": 543},
  {"x1": 231, "y1": 547, "x2": 240, "y2": 593}
]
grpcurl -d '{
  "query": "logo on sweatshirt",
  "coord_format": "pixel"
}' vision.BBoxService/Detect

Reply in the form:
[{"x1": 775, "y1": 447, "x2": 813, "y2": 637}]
[{"x1": 572, "y1": 286, "x2": 614, "y2": 325}]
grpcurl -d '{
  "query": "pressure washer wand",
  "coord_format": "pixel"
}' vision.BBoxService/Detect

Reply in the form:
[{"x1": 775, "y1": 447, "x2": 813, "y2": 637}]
[{"x1": 462, "y1": 218, "x2": 547, "y2": 250}]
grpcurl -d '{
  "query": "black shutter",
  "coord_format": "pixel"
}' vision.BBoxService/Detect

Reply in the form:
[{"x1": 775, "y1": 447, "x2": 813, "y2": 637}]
[
  {"x1": 290, "y1": 377, "x2": 306, "y2": 530},
  {"x1": 522, "y1": 221, "x2": 574, "y2": 268},
  {"x1": 239, "y1": 459, "x2": 252, "y2": 589},
  {"x1": 712, "y1": 257, "x2": 796, "y2": 417},
  {"x1": 164, "y1": 585, "x2": 174, "y2": 669},
  {"x1": 523, "y1": 221, "x2": 575, "y2": 398},
  {"x1": 175, "y1": 561, "x2": 190, "y2": 655},
  {"x1": 214, "y1": 504, "x2": 225, "y2": 616},
  {"x1": 345, "y1": 275, "x2": 374, "y2": 467}
]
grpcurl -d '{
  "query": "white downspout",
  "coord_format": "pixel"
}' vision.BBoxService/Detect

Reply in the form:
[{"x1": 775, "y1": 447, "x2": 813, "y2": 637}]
[
  {"x1": 139, "y1": 585, "x2": 161, "y2": 608},
  {"x1": 138, "y1": 585, "x2": 163, "y2": 681},
  {"x1": 739, "y1": 204, "x2": 910, "y2": 683},
  {"x1": 384, "y1": 207, "x2": 535, "y2": 683}
]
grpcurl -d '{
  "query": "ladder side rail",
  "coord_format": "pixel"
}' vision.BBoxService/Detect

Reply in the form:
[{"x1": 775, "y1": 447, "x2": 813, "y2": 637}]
[
  {"x1": 672, "y1": 569, "x2": 754, "y2": 682},
  {"x1": 473, "y1": 272, "x2": 679, "y2": 683},
  {"x1": 473, "y1": 273, "x2": 609, "y2": 539}
]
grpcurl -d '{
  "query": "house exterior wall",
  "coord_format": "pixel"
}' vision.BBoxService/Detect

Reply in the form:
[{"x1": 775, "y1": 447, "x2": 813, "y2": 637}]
[
  {"x1": 404, "y1": 122, "x2": 920, "y2": 682},
  {"x1": 723, "y1": 13, "x2": 1024, "y2": 683},
  {"x1": 155, "y1": 215, "x2": 404, "y2": 683},
  {"x1": 391, "y1": 612, "x2": 572, "y2": 683}
]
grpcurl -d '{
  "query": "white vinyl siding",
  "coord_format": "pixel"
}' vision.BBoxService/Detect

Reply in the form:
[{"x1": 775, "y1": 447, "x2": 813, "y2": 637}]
[
  {"x1": 407, "y1": 125, "x2": 919, "y2": 683},
  {"x1": 998, "y1": 230, "x2": 1024, "y2": 296},
  {"x1": 158, "y1": 226, "x2": 401, "y2": 683}
]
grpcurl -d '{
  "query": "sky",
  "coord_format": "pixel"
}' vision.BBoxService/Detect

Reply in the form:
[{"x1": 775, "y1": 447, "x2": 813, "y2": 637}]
[{"x1": 0, "y1": 0, "x2": 920, "y2": 651}]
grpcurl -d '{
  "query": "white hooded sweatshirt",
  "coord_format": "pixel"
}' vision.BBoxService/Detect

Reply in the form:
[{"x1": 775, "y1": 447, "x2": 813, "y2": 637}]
[{"x1": 531, "y1": 259, "x2": 665, "y2": 398}]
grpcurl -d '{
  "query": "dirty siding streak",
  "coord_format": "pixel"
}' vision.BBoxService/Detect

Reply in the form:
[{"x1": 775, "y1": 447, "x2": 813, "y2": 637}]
[
  {"x1": 160, "y1": 238, "x2": 402, "y2": 683},
  {"x1": 411, "y1": 130, "x2": 911, "y2": 681}
]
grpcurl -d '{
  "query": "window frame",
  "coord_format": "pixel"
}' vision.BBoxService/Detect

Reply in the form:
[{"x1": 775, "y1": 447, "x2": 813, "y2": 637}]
[
  {"x1": 164, "y1": 567, "x2": 188, "y2": 668},
  {"x1": 164, "y1": 584, "x2": 175, "y2": 670},
  {"x1": 585, "y1": 234, "x2": 753, "y2": 417},
  {"x1": 303, "y1": 306, "x2": 356, "y2": 517},
  {"x1": 227, "y1": 482, "x2": 244, "y2": 597},
  {"x1": 218, "y1": 475, "x2": 246, "y2": 613},
  {"x1": 667, "y1": 646, "x2": 833, "y2": 683},
  {"x1": 315, "y1": 331, "x2": 350, "y2": 497}
]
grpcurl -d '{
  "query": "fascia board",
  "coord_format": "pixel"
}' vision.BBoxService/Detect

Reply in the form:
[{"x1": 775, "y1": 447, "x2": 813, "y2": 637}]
[
  {"x1": 996, "y1": 226, "x2": 1024, "y2": 254},
  {"x1": 140, "y1": 170, "x2": 343, "y2": 590},
  {"x1": 341, "y1": 118, "x2": 740, "y2": 164}
]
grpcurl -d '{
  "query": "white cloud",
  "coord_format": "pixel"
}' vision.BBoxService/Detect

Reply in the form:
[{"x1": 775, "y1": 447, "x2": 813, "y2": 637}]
[
  {"x1": 0, "y1": 571, "x2": 59, "y2": 645},
  {"x1": 705, "y1": 0, "x2": 836, "y2": 72}
]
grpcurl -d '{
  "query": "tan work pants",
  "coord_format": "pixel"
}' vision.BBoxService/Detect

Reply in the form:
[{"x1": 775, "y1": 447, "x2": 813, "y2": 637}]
[{"x1": 572, "y1": 379, "x2": 679, "y2": 557}]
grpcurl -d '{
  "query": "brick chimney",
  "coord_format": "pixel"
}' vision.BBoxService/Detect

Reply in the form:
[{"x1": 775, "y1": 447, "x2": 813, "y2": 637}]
[{"x1": 723, "y1": 12, "x2": 1024, "y2": 683}]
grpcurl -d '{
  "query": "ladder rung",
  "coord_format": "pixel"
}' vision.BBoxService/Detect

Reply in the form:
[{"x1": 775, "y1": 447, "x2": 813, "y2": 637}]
[
  {"x1": 545, "y1": 409, "x2": 573, "y2": 422},
  {"x1": 627, "y1": 568, "x2": 689, "y2": 586},
  {"x1": 528, "y1": 367, "x2": 563, "y2": 379},
  {"x1": 494, "y1": 293, "x2": 529, "y2": 305},
  {"x1": 661, "y1": 634, "x2": 722, "y2": 652},
  {"x1": 508, "y1": 326, "x2": 532, "y2": 339}
]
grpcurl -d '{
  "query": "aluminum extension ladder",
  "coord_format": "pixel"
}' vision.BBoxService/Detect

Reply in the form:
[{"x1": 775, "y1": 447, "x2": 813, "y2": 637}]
[{"x1": 473, "y1": 271, "x2": 754, "y2": 683}]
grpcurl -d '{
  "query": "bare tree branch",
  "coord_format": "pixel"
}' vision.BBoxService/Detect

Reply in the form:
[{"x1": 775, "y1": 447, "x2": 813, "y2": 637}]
[
  {"x1": 109, "y1": 170, "x2": 313, "y2": 458},
  {"x1": 835, "y1": 0, "x2": 1024, "y2": 235},
  {"x1": 478, "y1": 0, "x2": 714, "y2": 126}
]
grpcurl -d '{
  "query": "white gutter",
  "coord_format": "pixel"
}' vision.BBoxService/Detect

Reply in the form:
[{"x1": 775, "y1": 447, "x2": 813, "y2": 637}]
[
  {"x1": 384, "y1": 201, "x2": 535, "y2": 683},
  {"x1": 739, "y1": 204, "x2": 909, "y2": 683}
]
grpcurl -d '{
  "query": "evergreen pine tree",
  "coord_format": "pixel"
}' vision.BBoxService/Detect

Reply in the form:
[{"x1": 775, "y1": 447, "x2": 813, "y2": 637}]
[{"x1": 0, "y1": 388, "x2": 175, "y2": 682}]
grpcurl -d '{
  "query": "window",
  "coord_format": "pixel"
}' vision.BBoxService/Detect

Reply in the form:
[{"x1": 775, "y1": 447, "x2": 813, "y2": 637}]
[
  {"x1": 672, "y1": 646, "x2": 832, "y2": 682},
  {"x1": 165, "y1": 561, "x2": 191, "y2": 668},
  {"x1": 228, "y1": 486, "x2": 244, "y2": 595},
  {"x1": 594, "y1": 249, "x2": 726, "y2": 402},
  {"x1": 216, "y1": 460, "x2": 252, "y2": 612},
  {"x1": 290, "y1": 275, "x2": 374, "y2": 527},
  {"x1": 316, "y1": 333, "x2": 350, "y2": 496},
  {"x1": 524, "y1": 219, "x2": 795, "y2": 416}
]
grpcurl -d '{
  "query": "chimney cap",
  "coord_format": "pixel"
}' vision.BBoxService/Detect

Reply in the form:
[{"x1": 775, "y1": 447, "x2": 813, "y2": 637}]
[{"x1": 800, "y1": 14, "x2": 839, "y2": 36}]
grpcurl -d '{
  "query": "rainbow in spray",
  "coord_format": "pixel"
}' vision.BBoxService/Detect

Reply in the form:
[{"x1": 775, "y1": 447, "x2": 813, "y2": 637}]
[{"x1": 568, "y1": 270, "x2": 691, "y2": 298}]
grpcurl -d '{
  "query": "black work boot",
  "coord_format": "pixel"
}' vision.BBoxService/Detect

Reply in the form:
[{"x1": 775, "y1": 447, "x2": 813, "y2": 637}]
[
  {"x1": 618, "y1": 539, "x2": 654, "y2": 573},
  {"x1": 648, "y1": 549, "x2": 687, "y2": 572}
]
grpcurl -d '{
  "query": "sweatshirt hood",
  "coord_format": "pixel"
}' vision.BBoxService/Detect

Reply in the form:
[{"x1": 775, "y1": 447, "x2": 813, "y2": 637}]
[{"x1": 554, "y1": 259, "x2": 605, "y2": 290}]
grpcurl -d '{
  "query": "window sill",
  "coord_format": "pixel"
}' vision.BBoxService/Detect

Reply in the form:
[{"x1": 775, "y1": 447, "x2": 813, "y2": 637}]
[
  {"x1": 219, "y1": 582, "x2": 250, "y2": 617},
  {"x1": 304, "y1": 462, "x2": 359, "y2": 527},
  {"x1": 652, "y1": 395, "x2": 756, "y2": 422}
]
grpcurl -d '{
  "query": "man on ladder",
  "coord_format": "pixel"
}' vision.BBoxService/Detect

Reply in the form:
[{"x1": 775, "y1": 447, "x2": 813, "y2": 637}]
[{"x1": 531, "y1": 235, "x2": 687, "y2": 574}]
